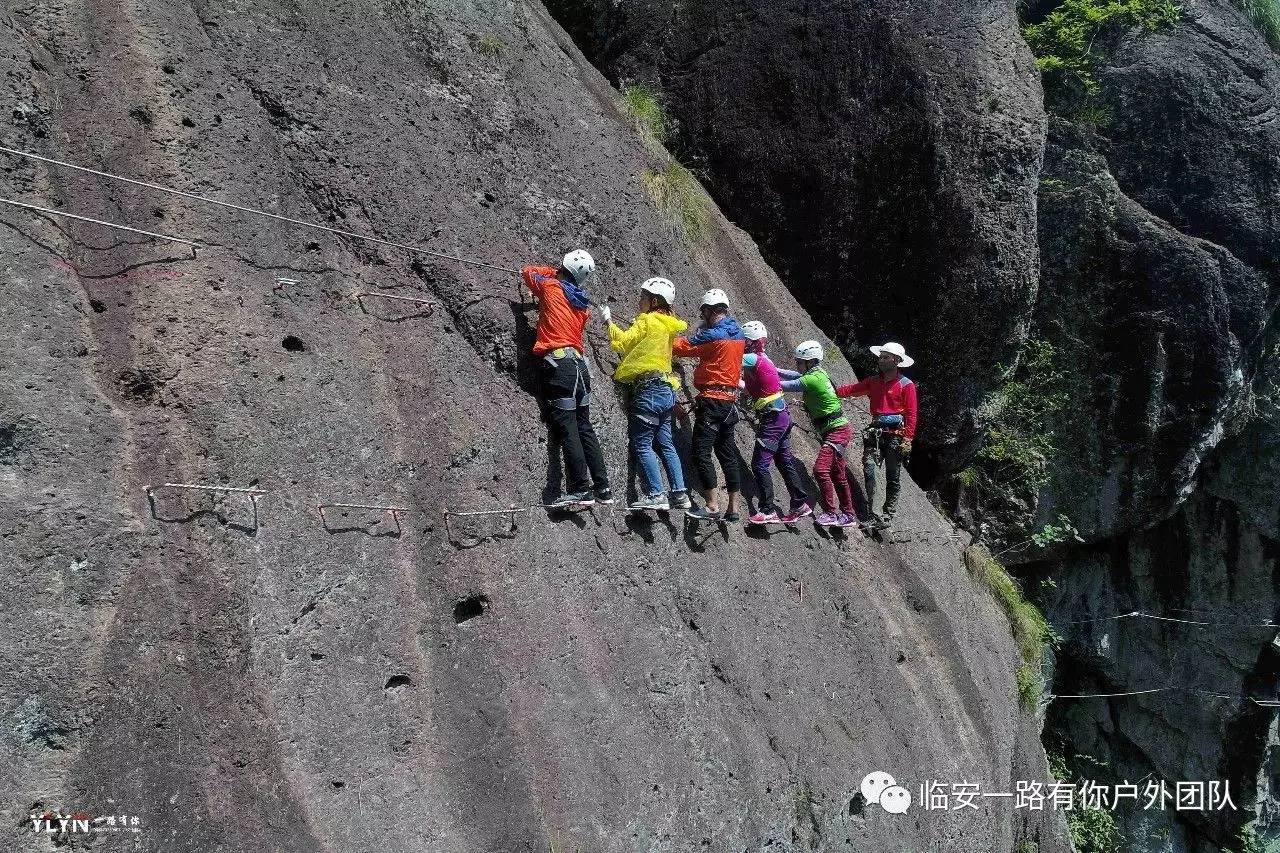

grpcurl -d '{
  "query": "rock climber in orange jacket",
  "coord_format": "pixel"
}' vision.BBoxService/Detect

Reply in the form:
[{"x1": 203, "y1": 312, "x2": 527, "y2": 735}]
[{"x1": 521, "y1": 250, "x2": 612, "y2": 509}]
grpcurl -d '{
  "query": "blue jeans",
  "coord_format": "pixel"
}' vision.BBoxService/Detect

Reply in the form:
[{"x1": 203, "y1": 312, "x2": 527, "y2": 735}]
[{"x1": 629, "y1": 380, "x2": 685, "y2": 497}]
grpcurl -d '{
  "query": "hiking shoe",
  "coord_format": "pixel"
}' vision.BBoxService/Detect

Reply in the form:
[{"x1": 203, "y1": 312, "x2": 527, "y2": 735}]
[
  {"x1": 686, "y1": 505, "x2": 720, "y2": 521},
  {"x1": 548, "y1": 491, "x2": 594, "y2": 509},
  {"x1": 815, "y1": 511, "x2": 841, "y2": 526},
  {"x1": 628, "y1": 493, "x2": 670, "y2": 512},
  {"x1": 723, "y1": 511, "x2": 741, "y2": 524},
  {"x1": 594, "y1": 487, "x2": 615, "y2": 505},
  {"x1": 670, "y1": 490, "x2": 693, "y2": 510},
  {"x1": 749, "y1": 510, "x2": 781, "y2": 525},
  {"x1": 781, "y1": 503, "x2": 813, "y2": 523}
]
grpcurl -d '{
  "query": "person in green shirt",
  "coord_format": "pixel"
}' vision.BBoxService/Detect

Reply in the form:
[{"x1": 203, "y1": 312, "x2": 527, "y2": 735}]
[{"x1": 778, "y1": 340, "x2": 859, "y2": 529}]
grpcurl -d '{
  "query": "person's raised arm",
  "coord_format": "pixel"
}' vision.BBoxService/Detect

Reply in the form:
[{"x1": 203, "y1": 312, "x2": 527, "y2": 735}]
[
  {"x1": 672, "y1": 336, "x2": 704, "y2": 359},
  {"x1": 607, "y1": 312, "x2": 644, "y2": 353},
  {"x1": 776, "y1": 367, "x2": 800, "y2": 380},
  {"x1": 836, "y1": 377, "x2": 872, "y2": 399},
  {"x1": 521, "y1": 265, "x2": 558, "y2": 301},
  {"x1": 779, "y1": 377, "x2": 804, "y2": 392}
]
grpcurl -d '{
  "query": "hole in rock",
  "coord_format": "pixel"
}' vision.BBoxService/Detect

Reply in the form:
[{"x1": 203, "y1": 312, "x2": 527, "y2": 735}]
[
  {"x1": 453, "y1": 594, "x2": 489, "y2": 623},
  {"x1": 384, "y1": 674, "x2": 411, "y2": 693},
  {"x1": 281, "y1": 335, "x2": 306, "y2": 352}
]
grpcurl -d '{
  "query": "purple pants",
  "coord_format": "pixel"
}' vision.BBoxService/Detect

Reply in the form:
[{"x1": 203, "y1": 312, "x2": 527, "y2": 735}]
[{"x1": 752, "y1": 407, "x2": 810, "y2": 514}]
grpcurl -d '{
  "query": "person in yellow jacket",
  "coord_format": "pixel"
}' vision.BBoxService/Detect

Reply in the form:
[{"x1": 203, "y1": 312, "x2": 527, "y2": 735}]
[{"x1": 601, "y1": 277, "x2": 692, "y2": 511}]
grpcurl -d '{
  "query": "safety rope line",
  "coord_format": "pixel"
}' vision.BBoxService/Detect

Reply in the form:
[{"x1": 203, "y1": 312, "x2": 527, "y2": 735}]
[
  {"x1": 1062, "y1": 610, "x2": 1277, "y2": 628},
  {"x1": 0, "y1": 145, "x2": 519, "y2": 273},
  {"x1": 0, "y1": 197, "x2": 200, "y2": 247},
  {"x1": 1047, "y1": 686, "x2": 1269, "y2": 703}
]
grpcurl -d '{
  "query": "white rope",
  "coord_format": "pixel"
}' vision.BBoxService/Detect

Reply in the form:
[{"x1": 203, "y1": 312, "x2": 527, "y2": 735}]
[
  {"x1": 0, "y1": 145, "x2": 519, "y2": 273},
  {"x1": 0, "y1": 197, "x2": 199, "y2": 247},
  {"x1": 1063, "y1": 610, "x2": 1276, "y2": 628},
  {"x1": 1048, "y1": 686, "x2": 1245, "y2": 701},
  {"x1": 1049, "y1": 688, "x2": 1168, "y2": 699},
  {"x1": 1066, "y1": 611, "x2": 1208, "y2": 625}
]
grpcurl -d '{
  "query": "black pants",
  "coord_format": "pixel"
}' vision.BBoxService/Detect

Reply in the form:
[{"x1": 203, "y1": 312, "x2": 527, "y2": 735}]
[
  {"x1": 862, "y1": 427, "x2": 904, "y2": 515},
  {"x1": 691, "y1": 397, "x2": 741, "y2": 492},
  {"x1": 541, "y1": 353, "x2": 609, "y2": 495}
]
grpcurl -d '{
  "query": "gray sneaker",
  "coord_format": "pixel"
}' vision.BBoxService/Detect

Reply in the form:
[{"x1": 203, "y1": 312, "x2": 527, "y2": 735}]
[
  {"x1": 670, "y1": 490, "x2": 693, "y2": 510},
  {"x1": 628, "y1": 493, "x2": 670, "y2": 512},
  {"x1": 547, "y1": 491, "x2": 594, "y2": 509}
]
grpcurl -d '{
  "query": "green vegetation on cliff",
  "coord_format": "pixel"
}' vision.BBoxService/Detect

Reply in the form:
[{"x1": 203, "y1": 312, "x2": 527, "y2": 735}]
[
  {"x1": 965, "y1": 545, "x2": 1055, "y2": 709},
  {"x1": 621, "y1": 83, "x2": 710, "y2": 244},
  {"x1": 1024, "y1": 0, "x2": 1180, "y2": 94},
  {"x1": 1048, "y1": 752, "x2": 1124, "y2": 852},
  {"x1": 1238, "y1": 0, "x2": 1280, "y2": 49},
  {"x1": 977, "y1": 338, "x2": 1068, "y2": 492},
  {"x1": 622, "y1": 83, "x2": 667, "y2": 143}
]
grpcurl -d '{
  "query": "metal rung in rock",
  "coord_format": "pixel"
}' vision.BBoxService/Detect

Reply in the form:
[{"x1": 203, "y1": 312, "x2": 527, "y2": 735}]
[
  {"x1": 318, "y1": 502, "x2": 409, "y2": 533},
  {"x1": 443, "y1": 504, "x2": 529, "y2": 541},
  {"x1": 353, "y1": 291, "x2": 436, "y2": 313},
  {"x1": 146, "y1": 482, "x2": 267, "y2": 498}
]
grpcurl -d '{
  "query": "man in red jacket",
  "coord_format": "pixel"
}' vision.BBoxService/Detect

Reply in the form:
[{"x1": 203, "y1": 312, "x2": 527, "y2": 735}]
[
  {"x1": 522, "y1": 250, "x2": 611, "y2": 508},
  {"x1": 672, "y1": 289, "x2": 746, "y2": 522},
  {"x1": 836, "y1": 341, "x2": 918, "y2": 523}
]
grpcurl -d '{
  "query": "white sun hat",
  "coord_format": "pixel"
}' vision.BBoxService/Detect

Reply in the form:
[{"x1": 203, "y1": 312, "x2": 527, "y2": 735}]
[{"x1": 870, "y1": 341, "x2": 914, "y2": 368}]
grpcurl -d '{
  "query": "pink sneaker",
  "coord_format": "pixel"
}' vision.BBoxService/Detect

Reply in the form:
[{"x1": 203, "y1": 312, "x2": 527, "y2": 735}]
[
  {"x1": 749, "y1": 510, "x2": 781, "y2": 524},
  {"x1": 781, "y1": 503, "x2": 813, "y2": 523},
  {"x1": 815, "y1": 512, "x2": 841, "y2": 526}
]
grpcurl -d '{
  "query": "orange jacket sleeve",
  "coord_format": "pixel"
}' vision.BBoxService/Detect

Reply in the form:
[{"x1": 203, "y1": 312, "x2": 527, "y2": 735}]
[
  {"x1": 672, "y1": 337, "x2": 706, "y2": 359},
  {"x1": 521, "y1": 265, "x2": 559, "y2": 301}
]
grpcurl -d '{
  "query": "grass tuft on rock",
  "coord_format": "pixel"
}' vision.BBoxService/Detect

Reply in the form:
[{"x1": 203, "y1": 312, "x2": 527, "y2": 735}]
[
  {"x1": 1239, "y1": 0, "x2": 1280, "y2": 48},
  {"x1": 644, "y1": 159, "x2": 710, "y2": 246},
  {"x1": 473, "y1": 33, "x2": 505, "y2": 57},
  {"x1": 621, "y1": 83, "x2": 667, "y2": 144},
  {"x1": 965, "y1": 544, "x2": 1054, "y2": 709}
]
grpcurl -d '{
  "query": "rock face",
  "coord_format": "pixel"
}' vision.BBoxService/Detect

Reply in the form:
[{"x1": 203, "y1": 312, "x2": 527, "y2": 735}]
[
  {"x1": 0, "y1": 1, "x2": 1066, "y2": 851},
  {"x1": 544, "y1": 0, "x2": 1048, "y2": 474},
  {"x1": 548, "y1": 0, "x2": 1280, "y2": 849},
  {"x1": 1019, "y1": 2, "x2": 1280, "y2": 850}
]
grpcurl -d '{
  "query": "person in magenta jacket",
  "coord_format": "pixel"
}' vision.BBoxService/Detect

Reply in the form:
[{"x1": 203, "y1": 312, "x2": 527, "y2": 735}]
[
  {"x1": 739, "y1": 321, "x2": 811, "y2": 524},
  {"x1": 837, "y1": 341, "x2": 918, "y2": 522}
]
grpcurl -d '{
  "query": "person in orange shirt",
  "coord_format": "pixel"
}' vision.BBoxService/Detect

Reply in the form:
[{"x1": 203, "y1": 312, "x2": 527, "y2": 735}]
[
  {"x1": 672, "y1": 289, "x2": 746, "y2": 522},
  {"x1": 521, "y1": 250, "x2": 611, "y2": 508}
]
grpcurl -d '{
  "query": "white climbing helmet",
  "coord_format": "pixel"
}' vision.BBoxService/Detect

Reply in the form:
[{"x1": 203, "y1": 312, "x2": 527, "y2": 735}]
[
  {"x1": 700, "y1": 288, "x2": 730, "y2": 309},
  {"x1": 742, "y1": 320, "x2": 768, "y2": 341},
  {"x1": 562, "y1": 249, "x2": 595, "y2": 283},
  {"x1": 640, "y1": 276, "x2": 676, "y2": 306},
  {"x1": 795, "y1": 340, "x2": 824, "y2": 362}
]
